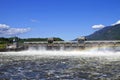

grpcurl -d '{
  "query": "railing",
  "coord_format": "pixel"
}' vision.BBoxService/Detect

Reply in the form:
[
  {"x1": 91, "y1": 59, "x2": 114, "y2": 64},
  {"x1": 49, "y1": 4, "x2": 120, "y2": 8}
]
[
  {"x1": 85, "y1": 40, "x2": 120, "y2": 43},
  {"x1": 24, "y1": 40, "x2": 120, "y2": 44}
]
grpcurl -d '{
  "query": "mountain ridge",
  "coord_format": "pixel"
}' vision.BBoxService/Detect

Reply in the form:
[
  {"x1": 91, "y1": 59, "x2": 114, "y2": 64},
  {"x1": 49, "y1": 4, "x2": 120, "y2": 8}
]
[{"x1": 86, "y1": 24, "x2": 120, "y2": 40}]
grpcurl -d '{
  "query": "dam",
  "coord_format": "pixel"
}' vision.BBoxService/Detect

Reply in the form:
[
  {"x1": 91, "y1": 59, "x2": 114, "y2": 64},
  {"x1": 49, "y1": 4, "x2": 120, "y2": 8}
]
[
  {"x1": 24, "y1": 38, "x2": 120, "y2": 50},
  {"x1": 2, "y1": 37, "x2": 120, "y2": 51}
]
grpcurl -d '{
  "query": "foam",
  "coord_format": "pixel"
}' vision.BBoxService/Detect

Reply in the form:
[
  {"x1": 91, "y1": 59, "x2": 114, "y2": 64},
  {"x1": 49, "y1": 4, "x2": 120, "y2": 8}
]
[{"x1": 1, "y1": 46, "x2": 120, "y2": 58}]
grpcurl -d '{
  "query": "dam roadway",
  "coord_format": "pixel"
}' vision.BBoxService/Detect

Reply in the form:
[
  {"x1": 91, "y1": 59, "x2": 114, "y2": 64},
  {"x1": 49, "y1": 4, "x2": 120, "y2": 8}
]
[{"x1": 24, "y1": 40, "x2": 120, "y2": 50}]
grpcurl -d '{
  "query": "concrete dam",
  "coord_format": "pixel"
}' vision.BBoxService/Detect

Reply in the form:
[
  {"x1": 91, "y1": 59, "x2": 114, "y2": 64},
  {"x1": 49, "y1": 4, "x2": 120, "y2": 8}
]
[{"x1": 24, "y1": 40, "x2": 120, "y2": 51}]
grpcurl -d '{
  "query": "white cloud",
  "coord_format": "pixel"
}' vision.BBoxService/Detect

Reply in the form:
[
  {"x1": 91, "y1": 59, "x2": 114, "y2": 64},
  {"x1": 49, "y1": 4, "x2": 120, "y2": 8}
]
[
  {"x1": 5, "y1": 28, "x2": 31, "y2": 35},
  {"x1": 0, "y1": 24, "x2": 31, "y2": 36},
  {"x1": 0, "y1": 24, "x2": 9, "y2": 29},
  {"x1": 112, "y1": 20, "x2": 120, "y2": 25},
  {"x1": 92, "y1": 24, "x2": 105, "y2": 29}
]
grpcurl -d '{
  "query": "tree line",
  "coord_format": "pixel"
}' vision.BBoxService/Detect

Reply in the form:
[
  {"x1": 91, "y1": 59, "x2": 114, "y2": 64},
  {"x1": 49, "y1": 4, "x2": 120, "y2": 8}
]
[{"x1": 0, "y1": 37, "x2": 64, "y2": 44}]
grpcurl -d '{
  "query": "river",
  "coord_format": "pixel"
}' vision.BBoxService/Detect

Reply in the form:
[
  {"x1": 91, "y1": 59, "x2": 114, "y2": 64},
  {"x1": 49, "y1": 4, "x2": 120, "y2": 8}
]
[{"x1": 0, "y1": 47, "x2": 120, "y2": 80}]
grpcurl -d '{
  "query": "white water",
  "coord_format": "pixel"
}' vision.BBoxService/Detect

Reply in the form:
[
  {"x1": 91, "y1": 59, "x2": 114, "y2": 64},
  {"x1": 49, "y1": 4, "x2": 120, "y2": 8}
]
[
  {"x1": 1, "y1": 47, "x2": 120, "y2": 80},
  {"x1": 1, "y1": 47, "x2": 120, "y2": 60}
]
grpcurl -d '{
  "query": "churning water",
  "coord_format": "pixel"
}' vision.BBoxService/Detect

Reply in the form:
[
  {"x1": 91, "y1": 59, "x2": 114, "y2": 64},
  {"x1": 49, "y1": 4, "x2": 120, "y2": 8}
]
[{"x1": 0, "y1": 47, "x2": 120, "y2": 80}]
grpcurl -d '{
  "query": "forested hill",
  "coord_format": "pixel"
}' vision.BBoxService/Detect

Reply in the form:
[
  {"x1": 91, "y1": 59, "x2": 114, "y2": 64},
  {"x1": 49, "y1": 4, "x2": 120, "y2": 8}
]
[
  {"x1": 0, "y1": 37, "x2": 64, "y2": 44},
  {"x1": 86, "y1": 24, "x2": 120, "y2": 40},
  {"x1": 23, "y1": 37, "x2": 64, "y2": 42}
]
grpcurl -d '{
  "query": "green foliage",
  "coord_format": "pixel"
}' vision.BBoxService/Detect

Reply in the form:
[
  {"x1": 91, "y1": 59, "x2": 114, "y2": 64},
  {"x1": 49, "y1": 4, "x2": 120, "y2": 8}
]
[
  {"x1": 0, "y1": 44, "x2": 6, "y2": 49},
  {"x1": 23, "y1": 37, "x2": 64, "y2": 42},
  {"x1": 0, "y1": 37, "x2": 64, "y2": 43},
  {"x1": 23, "y1": 38, "x2": 48, "y2": 42},
  {"x1": 53, "y1": 37, "x2": 64, "y2": 41}
]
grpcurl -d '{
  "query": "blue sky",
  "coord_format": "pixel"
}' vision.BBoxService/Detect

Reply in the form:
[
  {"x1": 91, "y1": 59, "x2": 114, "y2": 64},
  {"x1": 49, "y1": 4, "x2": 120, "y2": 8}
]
[{"x1": 0, "y1": 0, "x2": 120, "y2": 40}]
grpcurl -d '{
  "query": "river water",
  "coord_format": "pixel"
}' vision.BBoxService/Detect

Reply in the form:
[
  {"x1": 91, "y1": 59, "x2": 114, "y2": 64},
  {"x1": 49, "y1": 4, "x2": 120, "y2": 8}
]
[{"x1": 0, "y1": 47, "x2": 120, "y2": 80}]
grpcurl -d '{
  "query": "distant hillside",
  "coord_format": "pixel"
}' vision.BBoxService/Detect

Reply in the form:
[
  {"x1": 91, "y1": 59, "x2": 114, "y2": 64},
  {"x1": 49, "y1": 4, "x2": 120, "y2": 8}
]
[
  {"x1": 23, "y1": 37, "x2": 64, "y2": 42},
  {"x1": 86, "y1": 24, "x2": 120, "y2": 40},
  {"x1": 0, "y1": 37, "x2": 64, "y2": 44}
]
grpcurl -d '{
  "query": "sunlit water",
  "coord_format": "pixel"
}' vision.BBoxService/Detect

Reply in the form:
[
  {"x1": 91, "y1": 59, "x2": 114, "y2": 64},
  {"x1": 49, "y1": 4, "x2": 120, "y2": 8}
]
[{"x1": 0, "y1": 47, "x2": 120, "y2": 80}]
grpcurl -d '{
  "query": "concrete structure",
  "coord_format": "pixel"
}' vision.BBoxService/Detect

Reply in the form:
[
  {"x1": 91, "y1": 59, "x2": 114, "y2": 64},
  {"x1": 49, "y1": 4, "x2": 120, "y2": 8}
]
[
  {"x1": 77, "y1": 36, "x2": 87, "y2": 43},
  {"x1": 6, "y1": 38, "x2": 19, "y2": 49},
  {"x1": 3, "y1": 38, "x2": 27, "y2": 52},
  {"x1": 48, "y1": 38, "x2": 54, "y2": 44},
  {"x1": 24, "y1": 40, "x2": 120, "y2": 50}
]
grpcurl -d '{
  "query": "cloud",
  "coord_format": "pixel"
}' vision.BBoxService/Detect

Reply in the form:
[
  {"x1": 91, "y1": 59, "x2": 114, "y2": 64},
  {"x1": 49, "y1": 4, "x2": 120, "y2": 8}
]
[
  {"x1": 0, "y1": 24, "x2": 30, "y2": 36},
  {"x1": 92, "y1": 24, "x2": 105, "y2": 29},
  {"x1": 5, "y1": 28, "x2": 31, "y2": 35},
  {"x1": 30, "y1": 19, "x2": 39, "y2": 23},
  {"x1": 0, "y1": 24, "x2": 9, "y2": 29},
  {"x1": 112, "y1": 20, "x2": 120, "y2": 25}
]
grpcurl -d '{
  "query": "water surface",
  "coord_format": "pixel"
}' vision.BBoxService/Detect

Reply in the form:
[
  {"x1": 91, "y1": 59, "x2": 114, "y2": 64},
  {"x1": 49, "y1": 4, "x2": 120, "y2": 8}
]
[{"x1": 0, "y1": 48, "x2": 120, "y2": 80}]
